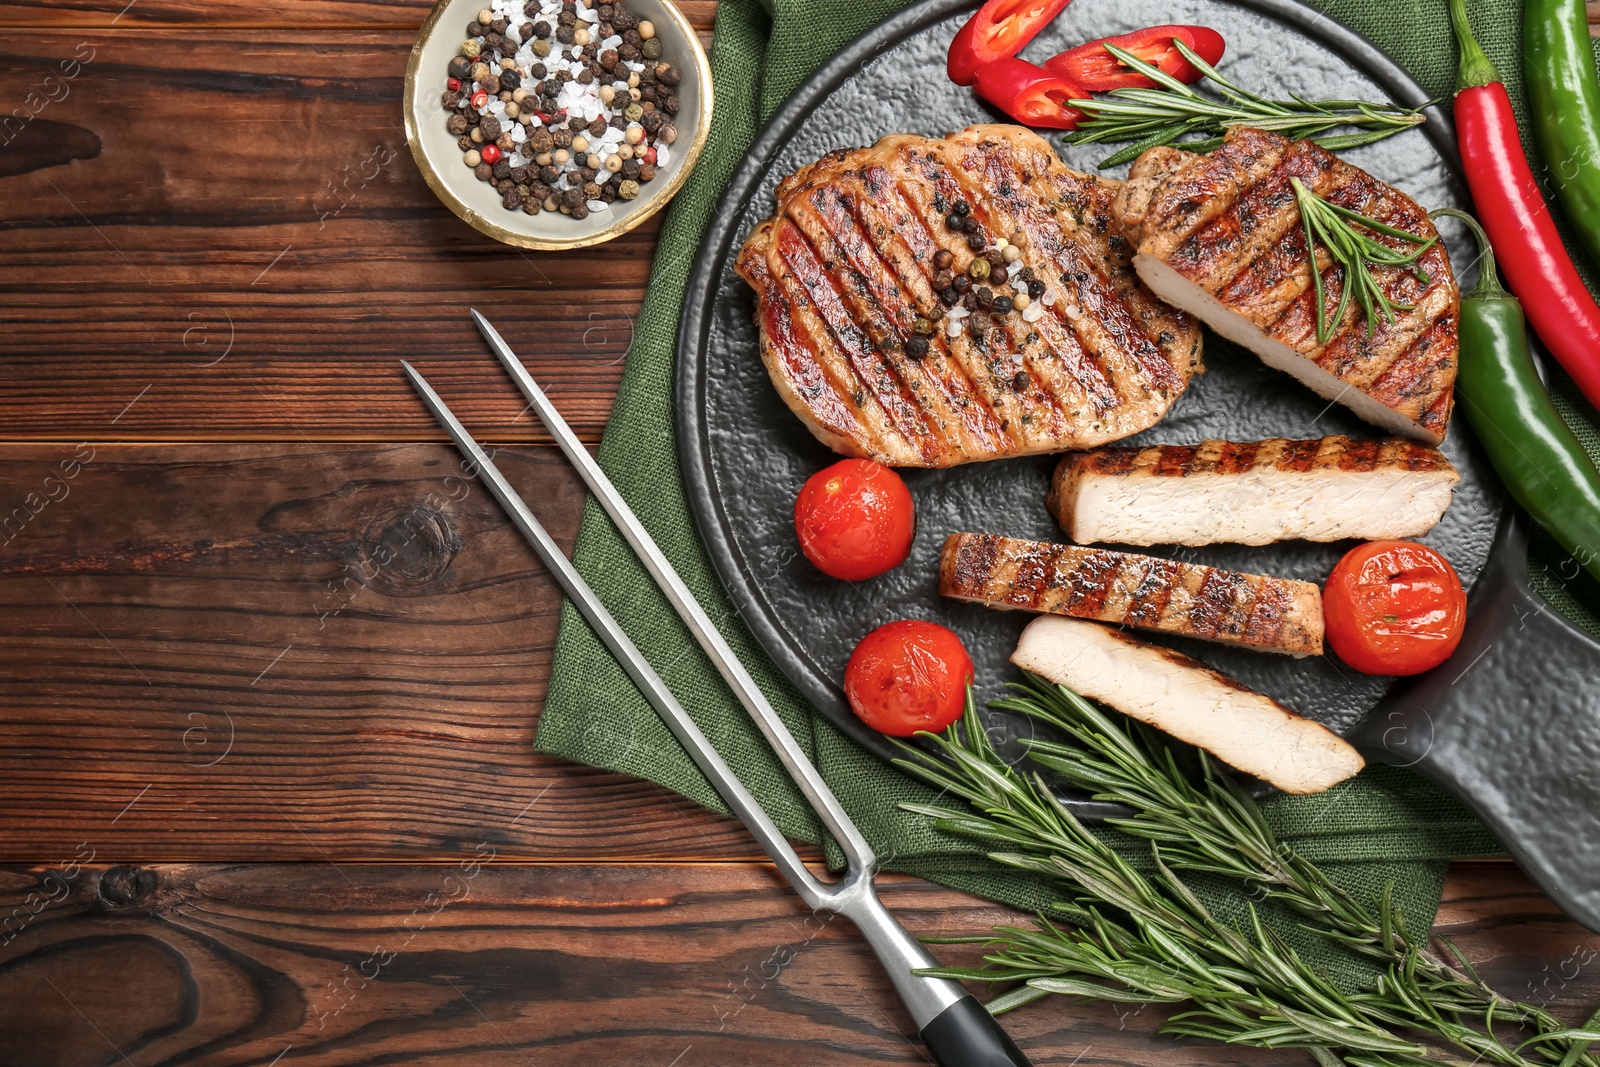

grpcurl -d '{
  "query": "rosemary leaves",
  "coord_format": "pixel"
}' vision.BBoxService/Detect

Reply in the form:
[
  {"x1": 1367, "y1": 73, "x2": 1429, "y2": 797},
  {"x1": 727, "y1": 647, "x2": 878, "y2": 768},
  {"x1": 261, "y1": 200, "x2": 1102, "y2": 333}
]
[
  {"x1": 1292, "y1": 177, "x2": 1436, "y2": 343},
  {"x1": 1064, "y1": 41, "x2": 1427, "y2": 168},
  {"x1": 894, "y1": 679, "x2": 1600, "y2": 1067}
]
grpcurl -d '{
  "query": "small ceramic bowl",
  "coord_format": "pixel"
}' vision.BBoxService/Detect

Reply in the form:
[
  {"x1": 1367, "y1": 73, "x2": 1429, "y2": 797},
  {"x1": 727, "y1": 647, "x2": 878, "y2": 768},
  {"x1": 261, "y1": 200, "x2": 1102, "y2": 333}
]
[{"x1": 403, "y1": 0, "x2": 712, "y2": 251}]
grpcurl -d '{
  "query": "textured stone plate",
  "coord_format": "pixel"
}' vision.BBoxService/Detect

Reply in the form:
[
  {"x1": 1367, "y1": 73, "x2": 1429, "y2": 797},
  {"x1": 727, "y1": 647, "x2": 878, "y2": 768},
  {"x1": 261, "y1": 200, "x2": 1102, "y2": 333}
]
[{"x1": 677, "y1": 0, "x2": 1502, "y2": 805}]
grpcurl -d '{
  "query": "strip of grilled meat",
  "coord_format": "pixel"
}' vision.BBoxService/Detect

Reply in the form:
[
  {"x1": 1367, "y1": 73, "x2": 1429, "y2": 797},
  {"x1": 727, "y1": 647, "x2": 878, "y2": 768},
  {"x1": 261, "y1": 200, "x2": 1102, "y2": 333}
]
[
  {"x1": 940, "y1": 532, "x2": 1324, "y2": 656},
  {"x1": 736, "y1": 125, "x2": 1203, "y2": 467},
  {"x1": 1049, "y1": 436, "x2": 1460, "y2": 546}
]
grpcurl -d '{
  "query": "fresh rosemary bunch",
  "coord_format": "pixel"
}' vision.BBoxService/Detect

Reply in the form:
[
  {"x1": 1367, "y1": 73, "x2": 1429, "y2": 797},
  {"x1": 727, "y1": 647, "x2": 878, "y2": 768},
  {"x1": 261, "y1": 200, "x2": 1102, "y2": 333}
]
[
  {"x1": 892, "y1": 678, "x2": 1600, "y2": 1067},
  {"x1": 1064, "y1": 40, "x2": 1427, "y2": 168},
  {"x1": 1291, "y1": 177, "x2": 1437, "y2": 343}
]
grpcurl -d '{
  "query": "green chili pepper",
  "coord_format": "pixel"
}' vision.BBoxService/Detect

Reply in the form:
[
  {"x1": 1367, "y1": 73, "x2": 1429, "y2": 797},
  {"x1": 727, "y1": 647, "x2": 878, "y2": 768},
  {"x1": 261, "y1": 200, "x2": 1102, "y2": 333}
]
[
  {"x1": 1525, "y1": 0, "x2": 1600, "y2": 266},
  {"x1": 1434, "y1": 208, "x2": 1600, "y2": 584}
]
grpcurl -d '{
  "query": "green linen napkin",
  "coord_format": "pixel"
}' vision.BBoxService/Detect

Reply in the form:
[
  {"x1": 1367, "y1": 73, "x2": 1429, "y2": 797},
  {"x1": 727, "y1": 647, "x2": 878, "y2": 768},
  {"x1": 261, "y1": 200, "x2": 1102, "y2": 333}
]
[{"x1": 539, "y1": 0, "x2": 1600, "y2": 961}]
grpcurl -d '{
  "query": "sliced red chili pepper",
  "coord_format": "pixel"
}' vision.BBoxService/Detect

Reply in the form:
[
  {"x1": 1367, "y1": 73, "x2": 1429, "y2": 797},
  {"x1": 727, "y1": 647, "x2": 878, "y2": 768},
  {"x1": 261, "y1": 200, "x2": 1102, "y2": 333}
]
[
  {"x1": 1045, "y1": 24, "x2": 1226, "y2": 91},
  {"x1": 947, "y1": 0, "x2": 1073, "y2": 86},
  {"x1": 974, "y1": 58, "x2": 1086, "y2": 129}
]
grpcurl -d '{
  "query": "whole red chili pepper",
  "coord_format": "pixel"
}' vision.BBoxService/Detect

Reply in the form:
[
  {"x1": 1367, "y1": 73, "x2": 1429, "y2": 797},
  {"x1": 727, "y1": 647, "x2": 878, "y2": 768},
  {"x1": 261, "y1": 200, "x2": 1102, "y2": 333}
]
[
  {"x1": 947, "y1": 0, "x2": 1072, "y2": 86},
  {"x1": 1045, "y1": 24, "x2": 1226, "y2": 91},
  {"x1": 1448, "y1": 0, "x2": 1600, "y2": 411},
  {"x1": 974, "y1": 58, "x2": 1086, "y2": 129}
]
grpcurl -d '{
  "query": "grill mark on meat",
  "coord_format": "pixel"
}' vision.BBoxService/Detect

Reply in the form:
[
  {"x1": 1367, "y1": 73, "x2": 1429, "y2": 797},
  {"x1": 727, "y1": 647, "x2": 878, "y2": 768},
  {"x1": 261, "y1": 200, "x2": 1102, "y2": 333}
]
[
  {"x1": 940, "y1": 533, "x2": 1322, "y2": 655},
  {"x1": 740, "y1": 126, "x2": 1203, "y2": 466},
  {"x1": 774, "y1": 219, "x2": 932, "y2": 460},
  {"x1": 1059, "y1": 435, "x2": 1455, "y2": 478}
]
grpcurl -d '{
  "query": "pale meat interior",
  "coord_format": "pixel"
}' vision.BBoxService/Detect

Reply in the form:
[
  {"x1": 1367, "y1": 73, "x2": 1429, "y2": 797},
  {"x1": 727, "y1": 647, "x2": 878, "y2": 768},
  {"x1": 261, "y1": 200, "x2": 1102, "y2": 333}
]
[
  {"x1": 1064, "y1": 464, "x2": 1459, "y2": 546},
  {"x1": 1012, "y1": 616, "x2": 1365, "y2": 795},
  {"x1": 1132, "y1": 254, "x2": 1441, "y2": 445}
]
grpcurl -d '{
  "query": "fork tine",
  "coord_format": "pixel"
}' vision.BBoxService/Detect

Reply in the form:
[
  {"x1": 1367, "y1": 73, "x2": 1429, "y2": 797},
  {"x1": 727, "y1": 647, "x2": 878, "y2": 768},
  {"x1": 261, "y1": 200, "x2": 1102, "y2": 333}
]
[
  {"x1": 400, "y1": 359, "x2": 828, "y2": 900},
  {"x1": 468, "y1": 310, "x2": 876, "y2": 868}
]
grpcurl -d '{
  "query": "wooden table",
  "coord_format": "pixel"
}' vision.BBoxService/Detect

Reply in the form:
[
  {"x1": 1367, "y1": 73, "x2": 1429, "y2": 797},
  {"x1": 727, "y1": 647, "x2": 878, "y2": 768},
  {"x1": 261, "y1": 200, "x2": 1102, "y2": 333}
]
[{"x1": 2, "y1": 2, "x2": 1598, "y2": 1062}]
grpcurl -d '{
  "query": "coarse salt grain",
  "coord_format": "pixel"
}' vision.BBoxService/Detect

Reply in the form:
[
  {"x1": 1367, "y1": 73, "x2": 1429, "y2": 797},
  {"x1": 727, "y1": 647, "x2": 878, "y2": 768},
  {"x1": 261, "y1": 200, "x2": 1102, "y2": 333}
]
[
  {"x1": 1041, "y1": 289, "x2": 1058, "y2": 306},
  {"x1": 602, "y1": 34, "x2": 622, "y2": 50},
  {"x1": 586, "y1": 199, "x2": 609, "y2": 212},
  {"x1": 1064, "y1": 304, "x2": 1084, "y2": 320},
  {"x1": 656, "y1": 143, "x2": 670, "y2": 167},
  {"x1": 1021, "y1": 301, "x2": 1045, "y2": 323}
]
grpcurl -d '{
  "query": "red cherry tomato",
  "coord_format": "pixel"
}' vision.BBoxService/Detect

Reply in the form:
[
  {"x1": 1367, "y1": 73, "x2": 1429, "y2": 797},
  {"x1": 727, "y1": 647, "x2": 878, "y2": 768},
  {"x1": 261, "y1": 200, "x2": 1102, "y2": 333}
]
[
  {"x1": 845, "y1": 620, "x2": 974, "y2": 737},
  {"x1": 1323, "y1": 541, "x2": 1467, "y2": 676},
  {"x1": 793, "y1": 459, "x2": 916, "y2": 581},
  {"x1": 471, "y1": 90, "x2": 489, "y2": 109},
  {"x1": 1045, "y1": 24, "x2": 1227, "y2": 91},
  {"x1": 480, "y1": 143, "x2": 502, "y2": 164}
]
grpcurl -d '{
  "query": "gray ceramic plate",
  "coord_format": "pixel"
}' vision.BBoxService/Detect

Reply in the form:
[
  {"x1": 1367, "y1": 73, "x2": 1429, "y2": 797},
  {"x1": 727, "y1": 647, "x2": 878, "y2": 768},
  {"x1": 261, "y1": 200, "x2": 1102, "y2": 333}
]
[{"x1": 677, "y1": 0, "x2": 1600, "y2": 927}]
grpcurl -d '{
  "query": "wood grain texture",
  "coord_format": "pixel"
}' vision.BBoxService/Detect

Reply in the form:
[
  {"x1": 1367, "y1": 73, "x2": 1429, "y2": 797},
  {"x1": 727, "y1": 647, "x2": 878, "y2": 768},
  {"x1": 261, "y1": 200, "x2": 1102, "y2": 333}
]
[
  {"x1": 0, "y1": 442, "x2": 772, "y2": 862},
  {"x1": 0, "y1": 861, "x2": 1594, "y2": 1067},
  {"x1": 0, "y1": 0, "x2": 718, "y2": 29},
  {"x1": 0, "y1": 30, "x2": 666, "y2": 443}
]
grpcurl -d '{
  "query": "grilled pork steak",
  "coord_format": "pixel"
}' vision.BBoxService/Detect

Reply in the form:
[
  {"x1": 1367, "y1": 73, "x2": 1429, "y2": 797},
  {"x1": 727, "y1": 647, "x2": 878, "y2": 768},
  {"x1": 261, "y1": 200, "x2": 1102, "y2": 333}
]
[
  {"x1": 736, "y1": 125, "x2": 1203, "y2": 467},
  {"x1": 940, "y1": 532, "x2": 1324, "y2": 656},
  {"x1": 1113, "y1": 127, "x2": 1458, "y2": 444},
  {"x1": 1012, "y1": 616, "x2": 1364, "y2": 794},
  {"x1": 1050, "y1": 436, "x2": 1460, "y2": 546}
]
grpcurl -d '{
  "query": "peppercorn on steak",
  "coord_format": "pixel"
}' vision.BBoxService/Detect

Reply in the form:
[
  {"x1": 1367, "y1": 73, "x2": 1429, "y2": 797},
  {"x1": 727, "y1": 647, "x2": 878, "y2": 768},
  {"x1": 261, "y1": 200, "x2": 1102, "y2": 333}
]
[
  {"x1": 1050, "y1": 436, "x2": 1461, "y2": 547},
  {"x1": 1113, "y1": 127, "x2": 1458, "y2": 444},
  {"x1": 940, "y1": 532, "x2": 1324, "y2": 657},
  {"x1": 736, "y1": 125, "x2": 1203, "y2": 468}
]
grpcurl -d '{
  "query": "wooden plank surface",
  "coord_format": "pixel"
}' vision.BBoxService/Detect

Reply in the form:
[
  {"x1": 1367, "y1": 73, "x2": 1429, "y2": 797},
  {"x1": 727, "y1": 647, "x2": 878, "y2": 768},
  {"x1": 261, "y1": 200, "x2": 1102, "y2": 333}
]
[
  {"x1": 0, "y1": 442, "x2": 778, "y2": 862},
  {"x1": 2, "y1": 861, "x2": 1596, "y2": 1067},
  {"x1": 3, "y1": 0, "x2": 1598, "y2": 1060},
  {"x1": 0, "y1": 29, "x2": 660, "y2": 444}
]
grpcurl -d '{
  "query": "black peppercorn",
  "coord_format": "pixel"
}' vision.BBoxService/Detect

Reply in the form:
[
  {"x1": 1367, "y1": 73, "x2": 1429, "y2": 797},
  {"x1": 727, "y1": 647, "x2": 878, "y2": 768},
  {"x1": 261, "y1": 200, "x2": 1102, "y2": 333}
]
[
  {"x1": 557, "y1": 9, "x2": 576, "y2": 23},
  {"x1": 945, "y1": 213, "x2": 964, "y2": 231},
  {"x1": 952, "y1": 274, "x2": 971, "y2": 293},
  {"x1": 500, "y1": 69, "x2": 520, "y2": 90},
  {"x1": 620, "y1": 42, "x2": 640, "y2": 62},
  {"x1": 966, "y1": 233, "x2": 986, "y2": 252},
  {"x1": 975, "y1": 286, "x2": 995, "y2": 308},
  {"x1": 933, "y1": 269, "x2": 954, "y2": 290},
  {"x1": 568, "y1": 115, "x2": 587, "y2": 130},
  {"x1": 532, "y1": 19, "x2": 550, "y2": 35},
  {"x1": 933, "y1": 248, "x2": 954, "y2": 270},
  {"x1": 457, "y1": 134, "x2": 475, "y2": 152},
  {"x1": 539, "y1": 165, "x2": 561, "y2": 185},
  {"x1": 571, "y1": 201, "x2": 590, "y2": 220},
  {"x1": 660, "y1": 65, "x2": 681, "y2": 86},
  {"x1": 983, "y1": 247, "x2": 1004, "y2": 266},
  {"x1": 1027, "y1": 279, "x2": 1046, "y2": 299},
  {"x1": 467, "y1": 19, "x2": 484, "y2": 35},
  {"x1": 493, "y1": 159, "x2": 512, "y2": 179},
  {"x1": 992, "y1": 295, "x2": 1014, "y2": 313},
  {"x1": 941, "y1": 287, "x2": 959, "y2": 305},
  {"x1": 502, "y1": 189, "x2": 522, "y2": 210},
  {"x1": 641, "y1": 110, "x2": 663, "y2": 132},
  {"x1": 953, "y1": 200, "x2": 970, "y2": 216},
  {"x1": 990, "y1": 266, "x2": 1008, "y2": 286},
  {"x1": 447, "y1": 113, "x2": 469, "y2": 135},
  {"x1": 661, "y1": 94, "x2": 678, "y2": 115},
  {"x1": 449, "y1": 55, "x2": 472, "y2": 79},
  {"x1": 479, "y1": 115, "x2": 501, "y2": 140},
  {"x1": 961, "y1": 292, "x2": 978, "y2": 310},
  {"x1": 556, "y1": 24, "x2": 575, "y2": 42},
  {"x1": 906, "y1": 336, "x2": 930, "y2": 359},
  {"x1": 1012, "y1": 370, "x2": 1029, "y2": 391},
  {"x1": 589, "y1": 115, "x2": 607, "y2": 136}
]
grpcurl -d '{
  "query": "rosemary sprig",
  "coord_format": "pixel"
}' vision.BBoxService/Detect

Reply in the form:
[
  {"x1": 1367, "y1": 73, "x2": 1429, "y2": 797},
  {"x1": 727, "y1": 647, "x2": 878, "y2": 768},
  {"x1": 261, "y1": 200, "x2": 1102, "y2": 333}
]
[
  {"x1": 893, "y1": 679, "x2": 1599, "y2": 1067},
  {"x1": 1292, "y1": 177, "x2": 1437, "y2": 343},
  {"x1": 1063, "y1": 40, "x2": 1427, "y2": 168}
]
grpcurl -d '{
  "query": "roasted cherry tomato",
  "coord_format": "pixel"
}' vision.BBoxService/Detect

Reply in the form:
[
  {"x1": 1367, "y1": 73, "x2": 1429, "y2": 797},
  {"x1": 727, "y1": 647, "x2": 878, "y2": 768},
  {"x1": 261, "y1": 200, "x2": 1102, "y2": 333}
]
[
  {"x1": 947, "y1": 0, "x2": 1073, "y2": 86},
  {"x1": 975, "y1": 58, "x2": 1087, "y2": 130},
  {"x1": 793, "y1": 459, "x2": 915, "y2": 581},
  {"x1": 1323, "y1": 540, "x2": 1467, "y2": 676},
  {"x1": 1045, "y1": 24, "x2": 1226, "y2": 91},
  {"x1": 844, "y1": 620, "x2": 974, "y2": 737}
]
